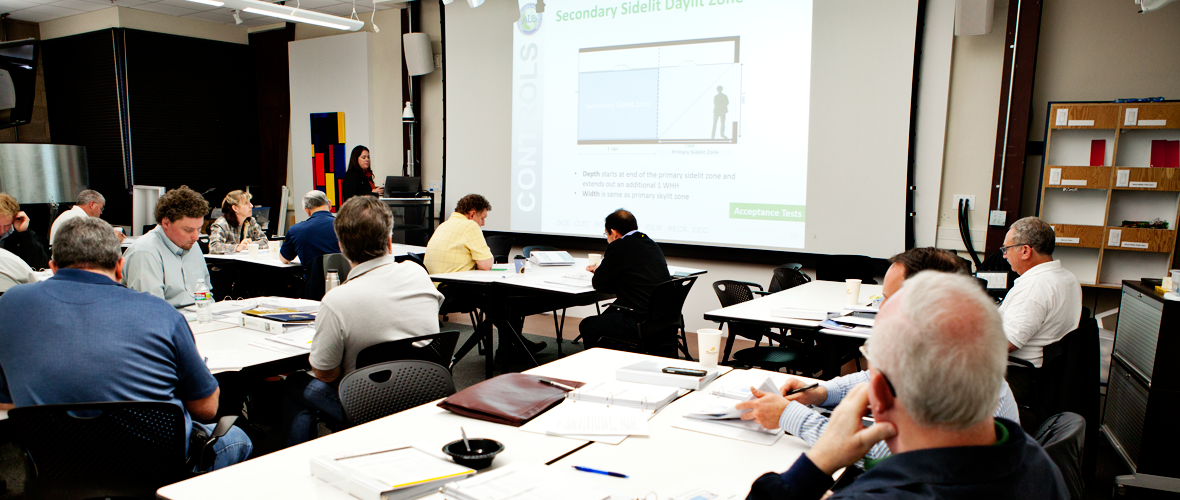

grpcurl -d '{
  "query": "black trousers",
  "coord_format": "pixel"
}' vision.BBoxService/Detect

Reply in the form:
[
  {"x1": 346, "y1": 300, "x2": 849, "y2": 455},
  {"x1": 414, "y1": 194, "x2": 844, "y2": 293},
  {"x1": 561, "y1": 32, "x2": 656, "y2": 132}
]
[{"x1": 579, "y1": 310, "x2": 679, "y2": 358}]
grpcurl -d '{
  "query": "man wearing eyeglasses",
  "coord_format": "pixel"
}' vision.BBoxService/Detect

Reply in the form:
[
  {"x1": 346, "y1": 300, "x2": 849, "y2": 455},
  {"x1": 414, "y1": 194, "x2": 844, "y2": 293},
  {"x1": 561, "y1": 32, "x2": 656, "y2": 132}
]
[
  {"x1": 737, "y1": 247, "x2": 1018, "y2": 463},
  {"x1": 746, "y1": 272, "x2": 1067, "y2": 499},
  {"x1": 49, "y1": 189, "x2": 125, "y2": 246},
  {"x1": 997, "y1": 216, "x2": 1082, "y2": 369}
]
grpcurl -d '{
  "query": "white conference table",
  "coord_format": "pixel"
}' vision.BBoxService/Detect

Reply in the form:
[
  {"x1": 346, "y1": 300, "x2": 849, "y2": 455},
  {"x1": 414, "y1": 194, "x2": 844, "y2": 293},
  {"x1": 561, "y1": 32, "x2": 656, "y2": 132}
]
[
  {"x1": 429, "y1": 258, "x2": 706, "y2": 294},
  {"x1": 190, "y1": 314, "x2": 312, "y2": 375},
  {"x1": 157, "y1": 348, "x2": 812, "y2": 500},
  {"x1": 703, "y1": 281, "x2": 882, "y2": 379}
]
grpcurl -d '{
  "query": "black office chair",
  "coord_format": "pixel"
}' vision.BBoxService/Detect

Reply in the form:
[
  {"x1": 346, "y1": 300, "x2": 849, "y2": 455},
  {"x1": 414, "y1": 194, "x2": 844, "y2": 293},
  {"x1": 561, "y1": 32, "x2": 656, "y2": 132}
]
[
  {"x1": 8, "y1": 401, "x2": 238, "y2": 498},
  {"x1": 599, "y1": 277, "x2": 697, "y2": 359},
  {"x1": 522, "y1": 245, "x2": 557, "y2": 257},
  {"x1": 815, "y1": 255, "x2": 878, "y2": 284},
  {"x1": 399, "y1": 251, "x2": 429, "y2": 271},
  {"x1": 712, "y1": 280, "x2": 816, "y2": 373},
  {"x1": 337, "y1": 361, "x2": 455, "y2": 426},
  {"x1": 484, "y1": 235, "x2": 514, "y2": 264},
  {"x1": 354, "y1": 331, "x2": 461, "y2": 371},
  {"x1": 306, "y1": 253, "x2": 352, "y2": 300},
  {"x1": 759, "y1": 263, "x2": 811, "y2": 295},
  {"x1": 1035, "y1": 412, "x2": 1086, "y2": 500}
]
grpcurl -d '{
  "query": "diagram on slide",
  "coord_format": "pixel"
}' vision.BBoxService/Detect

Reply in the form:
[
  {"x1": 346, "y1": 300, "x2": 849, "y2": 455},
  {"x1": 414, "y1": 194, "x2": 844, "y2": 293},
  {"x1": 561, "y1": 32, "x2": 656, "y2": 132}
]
[{"x1": 577, "y1": 37, "x2": 742, "y2": 145}]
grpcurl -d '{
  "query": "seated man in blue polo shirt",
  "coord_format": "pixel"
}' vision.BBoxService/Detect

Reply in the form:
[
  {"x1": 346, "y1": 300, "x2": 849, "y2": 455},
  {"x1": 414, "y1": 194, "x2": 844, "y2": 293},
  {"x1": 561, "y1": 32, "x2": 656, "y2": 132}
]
[
  {"x1": 280, "y1": 190, "x2": 341, "y2": 297},
  {"x1": 0, "y1": 217, "x2": 252, "y2": 470}
]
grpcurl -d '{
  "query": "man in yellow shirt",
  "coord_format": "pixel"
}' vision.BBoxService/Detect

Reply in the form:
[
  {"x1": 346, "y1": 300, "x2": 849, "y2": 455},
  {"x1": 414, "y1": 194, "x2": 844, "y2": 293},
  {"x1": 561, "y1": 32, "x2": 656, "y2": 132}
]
[
  {"x1": 424, "y1": 194, "x2": 494, "y2": 274},
  {"x1": 425, "y1": 194, "x2": 545, "y2": 355}
]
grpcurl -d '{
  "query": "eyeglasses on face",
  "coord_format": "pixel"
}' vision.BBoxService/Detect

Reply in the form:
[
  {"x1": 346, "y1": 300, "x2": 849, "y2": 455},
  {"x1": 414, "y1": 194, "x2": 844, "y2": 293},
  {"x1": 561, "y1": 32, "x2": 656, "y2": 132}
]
[
  {"x1": 859, "y1": 340, "x2": 897, "y2": 397},
  {"x1": 999, "y1": 242, "x2": 1027, "y2": 256}
]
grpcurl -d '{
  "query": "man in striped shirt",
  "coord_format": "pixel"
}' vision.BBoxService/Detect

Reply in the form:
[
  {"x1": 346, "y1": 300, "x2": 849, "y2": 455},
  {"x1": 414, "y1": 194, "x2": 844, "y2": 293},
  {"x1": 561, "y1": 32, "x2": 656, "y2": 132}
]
[{"x1": 737, "y1": 247, "x2": 1019, "y2": 462}]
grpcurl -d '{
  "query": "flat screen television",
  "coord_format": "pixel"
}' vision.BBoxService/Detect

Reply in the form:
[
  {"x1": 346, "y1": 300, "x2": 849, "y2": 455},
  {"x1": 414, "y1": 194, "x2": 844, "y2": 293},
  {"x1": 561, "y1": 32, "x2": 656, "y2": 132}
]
[{"x1": 0, "y1": 38, "x2": 39, "y2": 130}]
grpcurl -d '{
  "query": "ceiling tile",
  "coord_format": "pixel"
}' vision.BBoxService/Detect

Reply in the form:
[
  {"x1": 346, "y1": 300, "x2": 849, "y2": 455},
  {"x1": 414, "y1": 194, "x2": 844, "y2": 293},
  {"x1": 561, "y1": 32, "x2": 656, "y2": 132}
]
[
  {"x1": 154, "y1": 0, "x2": 217, "y2": 12},
  {"x1": 181, "y1": 8, "x2": 233, "y2": 22},
  {"x1": 24, "y1": 3, "x2": 84, "y2": 15},
  {"x1": 18, "y1": 0, "x2": 65, "y2": 6},
  {"x1": 80, "y1": 0, "x2": 152, "y2": 7},
  {"x1": 272, "y1": 0, "x2": 337, "y2": 9},
  {"x1": 310, "y1": 2, "x2": 369, "y2": 16},
  {"x1": 5, "y1": 7, "x2": 63, "y2": 20},
  {"x1": 46, "y1": 0, "x2": 107, "y2": 11},
  {"x1": 0, "y1": 0, "x2": 39, "y2": 13},
  {"x1": 128, "y1": 1, "x2": 198, "y2": 15}
]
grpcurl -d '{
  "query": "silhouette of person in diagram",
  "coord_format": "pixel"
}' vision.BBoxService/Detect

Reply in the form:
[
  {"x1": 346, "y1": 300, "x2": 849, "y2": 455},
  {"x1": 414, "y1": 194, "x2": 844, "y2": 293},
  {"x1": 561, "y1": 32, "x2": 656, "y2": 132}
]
[{"x1": 712, "y1": 86, "x2": 729, "y2": 140}]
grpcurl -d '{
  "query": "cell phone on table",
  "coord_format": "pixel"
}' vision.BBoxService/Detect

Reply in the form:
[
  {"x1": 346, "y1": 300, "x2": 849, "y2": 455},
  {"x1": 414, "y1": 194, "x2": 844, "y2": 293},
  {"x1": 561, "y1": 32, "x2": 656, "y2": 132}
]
[{"x1": 662, "y1": 367, "x2": 707, "y2": 377}]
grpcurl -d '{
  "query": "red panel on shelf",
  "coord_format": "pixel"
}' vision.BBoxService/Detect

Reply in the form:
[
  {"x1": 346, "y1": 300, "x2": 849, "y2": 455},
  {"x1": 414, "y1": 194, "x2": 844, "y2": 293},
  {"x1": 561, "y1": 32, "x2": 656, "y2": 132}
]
[
  {"x1": 1150, "y1": 140, "x2": 1179, "y2": 168},
  {"x1": 1090, "y1": 139, "x2": 1106, "y2": 166}
]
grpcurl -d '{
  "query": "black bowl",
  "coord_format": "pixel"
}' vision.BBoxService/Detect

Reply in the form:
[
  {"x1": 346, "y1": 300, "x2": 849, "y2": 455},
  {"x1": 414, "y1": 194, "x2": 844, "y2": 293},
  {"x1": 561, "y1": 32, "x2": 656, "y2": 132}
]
[{"x1": 442, "y1": 438, "x2": 504, "y2": 469}]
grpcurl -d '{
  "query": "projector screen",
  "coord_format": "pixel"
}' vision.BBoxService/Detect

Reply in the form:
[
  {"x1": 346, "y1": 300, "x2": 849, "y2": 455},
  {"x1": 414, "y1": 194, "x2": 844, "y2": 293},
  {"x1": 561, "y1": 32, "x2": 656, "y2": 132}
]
[{"x1": 444, "y1": 0, "x2": 920, "y2": 258}]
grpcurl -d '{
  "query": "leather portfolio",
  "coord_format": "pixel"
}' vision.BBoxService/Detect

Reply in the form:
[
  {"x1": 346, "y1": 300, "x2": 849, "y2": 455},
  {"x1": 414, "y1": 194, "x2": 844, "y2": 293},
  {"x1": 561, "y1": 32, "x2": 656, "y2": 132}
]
[{"x1": 437, "y1": 373, "x2": 584, "y2": 426}]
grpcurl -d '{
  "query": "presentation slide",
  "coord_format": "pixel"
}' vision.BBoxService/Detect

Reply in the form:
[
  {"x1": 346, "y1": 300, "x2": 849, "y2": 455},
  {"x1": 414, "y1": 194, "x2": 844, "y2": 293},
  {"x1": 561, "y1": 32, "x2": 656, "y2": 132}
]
[{"x1": 510, "y1": 0, "x2": 812, "y2": 249}]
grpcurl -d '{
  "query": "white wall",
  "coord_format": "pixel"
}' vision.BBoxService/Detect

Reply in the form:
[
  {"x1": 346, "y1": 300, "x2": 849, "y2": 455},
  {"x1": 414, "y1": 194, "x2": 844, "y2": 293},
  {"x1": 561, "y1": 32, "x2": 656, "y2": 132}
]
[{"x1": 289, "y1": 31, "x2": 375, "y2": 219}]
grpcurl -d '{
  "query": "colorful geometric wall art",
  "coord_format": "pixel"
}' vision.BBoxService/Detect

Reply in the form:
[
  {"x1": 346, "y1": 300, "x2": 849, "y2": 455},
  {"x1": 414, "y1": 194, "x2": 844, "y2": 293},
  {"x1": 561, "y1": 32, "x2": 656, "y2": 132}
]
[{"x1": 310, "y1": 112, "x2": 346, "y2": 212}]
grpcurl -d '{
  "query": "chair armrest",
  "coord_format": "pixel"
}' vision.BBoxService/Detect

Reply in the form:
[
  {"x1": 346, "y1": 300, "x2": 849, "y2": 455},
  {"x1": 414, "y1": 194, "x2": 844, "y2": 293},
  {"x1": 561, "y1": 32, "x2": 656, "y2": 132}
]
[
  {"x1": 752, "y1": 290, "x2": 770, "y2": 297},
  {"x1": 606, "y1": 304, "x2": 635, "y2": 314},
  {"x1": 211, "y1": 415, "x2": 238, "y2": 439},
  {"x1": 1007, "y1": 356, "x2": 1036, "y2": 369}
]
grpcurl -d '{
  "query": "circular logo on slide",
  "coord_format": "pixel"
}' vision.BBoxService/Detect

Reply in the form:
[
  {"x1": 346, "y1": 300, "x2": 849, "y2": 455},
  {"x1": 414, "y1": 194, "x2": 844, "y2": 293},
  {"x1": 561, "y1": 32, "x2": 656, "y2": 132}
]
[{"x1": 518, "y1": 4, "x2": 541, "y2": 35}]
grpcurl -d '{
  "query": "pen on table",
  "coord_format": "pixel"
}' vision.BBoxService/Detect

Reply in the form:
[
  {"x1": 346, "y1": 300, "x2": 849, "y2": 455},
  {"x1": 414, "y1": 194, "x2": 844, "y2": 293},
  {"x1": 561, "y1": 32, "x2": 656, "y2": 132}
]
[
  {"x1": 784, "y1": 383, "x2": 820, "y2": 397},
  {"x1": 538, "y1": 378, "x2": 576, "y2": 392},
  {"x1": 572, "y1": 466, "x2": 628, "y2": 478}
]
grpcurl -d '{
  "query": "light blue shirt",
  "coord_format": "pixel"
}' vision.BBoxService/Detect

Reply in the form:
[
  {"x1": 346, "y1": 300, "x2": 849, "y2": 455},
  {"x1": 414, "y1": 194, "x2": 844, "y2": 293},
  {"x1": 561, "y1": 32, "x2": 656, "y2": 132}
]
[
  {"x1": 122, "y1": 226, "x2": 211, "y2": 308},
  {"x1": 779, "y1": 370, "x2": 1019, "y2": 461}
]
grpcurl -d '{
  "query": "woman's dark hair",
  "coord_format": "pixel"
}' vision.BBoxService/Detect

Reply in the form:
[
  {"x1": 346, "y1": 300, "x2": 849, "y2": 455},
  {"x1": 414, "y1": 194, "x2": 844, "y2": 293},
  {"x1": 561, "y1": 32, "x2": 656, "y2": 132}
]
[
  {"x1": 220, "y1": 190, "x2": 252, "y2": 228},
  {"x1": 347, "y1": 145, "x2": 370, "y2": 172}
]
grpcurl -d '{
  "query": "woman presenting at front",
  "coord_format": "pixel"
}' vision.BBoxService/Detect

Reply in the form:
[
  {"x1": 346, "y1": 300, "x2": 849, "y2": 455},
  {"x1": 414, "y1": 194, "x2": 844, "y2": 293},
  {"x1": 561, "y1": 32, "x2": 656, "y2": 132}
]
[
  {"x1": 209, "y1": 190, "x2": 269, "y2": 254},
  {"x1": 341, "y1": 145, "x2": 384, "y2": 204}
]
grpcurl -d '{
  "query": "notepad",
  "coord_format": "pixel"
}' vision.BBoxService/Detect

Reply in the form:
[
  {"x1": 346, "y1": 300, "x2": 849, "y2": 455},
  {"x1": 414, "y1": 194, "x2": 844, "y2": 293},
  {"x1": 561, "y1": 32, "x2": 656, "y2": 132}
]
[
  {"x1": 547, "y1": 409, "x2": 650, "y2": 436},
  {"x1": 686, "y1": 377, "x2": 776, "y2": 420},
  {"x1": 312, "y1": 445, "x2": 475, "y2": 500},
  {"x1": 441, "y1": 463, "x2": 613, "y2": 500}
]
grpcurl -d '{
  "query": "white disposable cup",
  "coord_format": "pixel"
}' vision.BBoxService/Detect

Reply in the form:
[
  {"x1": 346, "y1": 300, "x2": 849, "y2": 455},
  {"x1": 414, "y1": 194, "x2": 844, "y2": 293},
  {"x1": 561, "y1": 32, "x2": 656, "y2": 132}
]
[
  {"x1": 1171, "y1": 269, "x2": 1180, "y2": 292},
  {"x1": 696, "y1": 329, "x2": 723, "y2": 368},
  {"x1": 588, "y1": 253, "x2": 603, "y2": 267},
  {"x1": 270, "y1": 243, "x2": 280, "y2": 255},
  {"x1": 846, "y1": 279, "x2": 862, "y2": 305},
  {"x1": 247, "y1": 243, "x2": 259, "y2": 256}
]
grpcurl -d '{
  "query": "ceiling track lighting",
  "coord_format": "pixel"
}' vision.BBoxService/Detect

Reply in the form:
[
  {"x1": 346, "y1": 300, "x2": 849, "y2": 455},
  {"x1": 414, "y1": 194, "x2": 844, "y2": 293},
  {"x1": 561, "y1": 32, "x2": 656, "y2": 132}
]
[{"x1": 180, "y1": 0, "x2": 365, "y2": 30}]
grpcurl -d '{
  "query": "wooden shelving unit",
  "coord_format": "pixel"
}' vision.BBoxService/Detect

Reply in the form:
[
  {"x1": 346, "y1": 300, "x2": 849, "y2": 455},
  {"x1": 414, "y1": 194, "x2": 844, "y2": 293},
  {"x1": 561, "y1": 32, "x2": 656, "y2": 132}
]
[{"x1": 1038, "y1": 101, "x2": 1180, "y2": 288}]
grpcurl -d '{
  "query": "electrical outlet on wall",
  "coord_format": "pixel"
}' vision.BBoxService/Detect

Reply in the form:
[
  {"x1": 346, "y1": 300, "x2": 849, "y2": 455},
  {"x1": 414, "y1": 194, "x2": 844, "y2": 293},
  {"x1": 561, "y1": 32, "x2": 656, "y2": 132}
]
[
  {"x1": 434, "y1": 54, "x2": 442, "y2": 68},
  {"x1": 952, "y1": 195, "x2": 976, "y2": 210}
]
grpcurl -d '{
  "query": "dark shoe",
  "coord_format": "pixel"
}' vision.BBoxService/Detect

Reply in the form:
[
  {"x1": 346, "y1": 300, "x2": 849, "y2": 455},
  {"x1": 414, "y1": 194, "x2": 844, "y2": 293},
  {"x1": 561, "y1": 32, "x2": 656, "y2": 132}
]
[{"x1": 526, "y1": 339, "x2": 547, "y2": 353}]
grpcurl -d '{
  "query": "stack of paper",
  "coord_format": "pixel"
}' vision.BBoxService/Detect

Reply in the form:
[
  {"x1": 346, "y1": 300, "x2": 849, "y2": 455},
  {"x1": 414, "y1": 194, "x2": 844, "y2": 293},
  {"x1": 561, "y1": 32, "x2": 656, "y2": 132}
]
[
  {"x1": 201, "y1": 349, "x2": 243, "y2": 371},
  {"x1": 311, "y1": 445, "x2": 475, "y2": 500},
  {"x1": 686, "y1": 377, "x2": 776, "y2": 420},
  {"x1": 256, "y1": 296, "x2": 321, "y2": 312},
  {"x1": 441, "y1": 463, "x2": 613, "y2": 500},
  {"x1": 518, "y1": 400, "x2": 652, "y2": 444},
  {"x1": 265, "y1": 328, "x2": 315, "y2": 351},
  {"x1": 710, "y1": 370, "x2": 791, "y2": 400},
  {"x1": 820, "y1": 313, "x2": 874, "y2": 335},
  {"x1": 674, "y1": 378, "x2": 783, "y2": 445},
  {"x1": 615, "y1": 360, "x2": 727, "y2": 390},
  {"x1": 568, "y1": 380, "x2": 682, "y2": 411}
]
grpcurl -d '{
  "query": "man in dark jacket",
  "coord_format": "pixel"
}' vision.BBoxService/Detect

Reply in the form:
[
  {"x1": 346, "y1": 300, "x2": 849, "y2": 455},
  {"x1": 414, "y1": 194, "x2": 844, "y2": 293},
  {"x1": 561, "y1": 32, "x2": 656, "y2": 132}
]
[
  {"x1": 0, "y1": 193, "x2": 48, "y2": 269},
  {"x1": 578, "y1": 209, "x2": 673, "y2": 355},
  {"x1": 747, "y1": 271, "x2": 1068, "y2": 500}
]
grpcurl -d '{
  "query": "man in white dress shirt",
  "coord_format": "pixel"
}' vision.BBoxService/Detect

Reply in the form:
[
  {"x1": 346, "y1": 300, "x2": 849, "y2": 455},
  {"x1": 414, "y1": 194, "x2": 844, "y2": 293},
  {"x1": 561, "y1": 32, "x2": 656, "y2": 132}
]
[
  {"x1": 49, "y1": 190, "x2": 125, "y2": 246},
  {"x1": 998, "y1": 216, "x2": 1082, "y2": 368}
]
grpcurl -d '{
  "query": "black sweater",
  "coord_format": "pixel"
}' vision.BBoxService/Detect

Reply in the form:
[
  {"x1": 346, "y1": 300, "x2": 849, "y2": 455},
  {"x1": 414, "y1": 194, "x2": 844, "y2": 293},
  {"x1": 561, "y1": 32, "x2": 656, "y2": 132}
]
[
  {"x1": 340, "y1": 166, "x2": 376, "y2": 205},
  {"x1": 592, "y1": 232, "x2": 671, "y2": 316},
  {"x1": 0, "y1": 229, "x2": 47, "y2": 270}
]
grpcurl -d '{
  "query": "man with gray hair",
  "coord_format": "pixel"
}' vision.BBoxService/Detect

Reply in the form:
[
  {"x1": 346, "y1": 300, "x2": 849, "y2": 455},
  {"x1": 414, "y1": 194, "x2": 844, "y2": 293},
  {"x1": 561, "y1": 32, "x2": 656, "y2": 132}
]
[
  {"x1": 49, "y1": 189, "x2": 124, "y2": 246},
  {"x1": 0, "y1": 217, "x2": 252, "y2": 469},
  {"x1": 279, "y1": 190, "x2": 341, "y2": 295},
  {"x1": 1000, "y1": 216, "x2": 1082, "y2": 368},
  {"x1": 747, "y1": 272, "x2": 1067, "y2": 499}
]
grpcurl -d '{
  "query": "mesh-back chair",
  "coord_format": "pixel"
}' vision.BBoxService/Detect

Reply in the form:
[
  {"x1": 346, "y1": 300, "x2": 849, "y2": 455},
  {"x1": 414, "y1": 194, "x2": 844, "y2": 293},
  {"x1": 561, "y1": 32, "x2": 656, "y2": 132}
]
[
  {"x1": 815, "y1": 254, "x2": 878, "y2": 284},
  {"x1": 522, "y1": 245, "x2": 557, "y2": 257},
  {"x1": 1035, "y1": 412, "x2": 1086, "y2": 500},
  {"x1": 712, "y1": 280, "x2": 815, "y2": 372},
  {"x1": 601, "y1": 277, "x2": 697, "y2": 359},
  {"x1": 764, "y1": 263, "x2": 811, "y2": 295},
  {"x1": 400, "y1": 252, "x2": 429, "y2": 271},
  {"x1": 8, "y1": 401, "x2": 237, "y2": 497},
  {"x1": 355, "y1": 331, "x2": 461, "y2": 371},
  {"x1": 307, "y1": 253, "x2": 353, "y2": 300},
  {"x1": 484, "y1": 235, "x2": 515, "y2": 264},
  {"x1": 338, "y1": 361, "x2": 456, "y2": 426}
]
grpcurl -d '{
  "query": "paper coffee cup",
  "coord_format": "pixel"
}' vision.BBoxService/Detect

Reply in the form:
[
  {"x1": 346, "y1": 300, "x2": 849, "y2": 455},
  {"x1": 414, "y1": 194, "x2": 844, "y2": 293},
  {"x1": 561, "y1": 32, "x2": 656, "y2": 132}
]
[
  {"x1": 846, "y1": 279, "x2": 862, "y2": 305},
  {"x1": 1171, "y1": 269, "x2": 1180, "y2": 292},
  {"x1": 588, "y1": 253, "x2": 603, "y2": 267},
  {"x1": 697, "y1": 329, "x2": 723, "y2": 368},
  {"x1": 247, "y1": 243, "x2": 259, "y2": 256}
]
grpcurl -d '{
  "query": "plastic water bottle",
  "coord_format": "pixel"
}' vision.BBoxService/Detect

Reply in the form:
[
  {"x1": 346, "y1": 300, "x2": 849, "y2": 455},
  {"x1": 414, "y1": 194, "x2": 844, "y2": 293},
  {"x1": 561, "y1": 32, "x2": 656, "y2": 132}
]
[
  {"x1": 325, "y1": 270, "x2": 340, "y2": 294},
  {"x1": 194, "y1": 279, "x2": 213, "y2": 324}
]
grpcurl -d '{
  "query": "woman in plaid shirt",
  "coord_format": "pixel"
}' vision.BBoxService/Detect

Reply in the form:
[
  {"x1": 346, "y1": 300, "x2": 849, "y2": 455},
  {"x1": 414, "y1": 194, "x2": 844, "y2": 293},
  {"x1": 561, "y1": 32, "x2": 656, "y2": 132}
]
[{"x1": 208, "y1": 190, "x2": 269, "y2": 254}]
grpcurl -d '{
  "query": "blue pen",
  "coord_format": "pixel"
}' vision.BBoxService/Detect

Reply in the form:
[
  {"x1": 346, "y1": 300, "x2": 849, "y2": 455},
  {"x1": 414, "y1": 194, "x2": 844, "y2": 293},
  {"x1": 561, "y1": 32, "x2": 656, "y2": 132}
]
[{"x1": 572, "y1": 466, "x2": 628, "y2": 478}]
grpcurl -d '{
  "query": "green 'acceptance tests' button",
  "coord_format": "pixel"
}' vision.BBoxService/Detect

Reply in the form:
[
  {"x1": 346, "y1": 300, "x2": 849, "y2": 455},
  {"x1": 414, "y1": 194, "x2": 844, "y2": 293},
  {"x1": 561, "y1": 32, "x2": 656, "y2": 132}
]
[{"x1": 729, "y1": 203, "x2": 806, "y2": 222}]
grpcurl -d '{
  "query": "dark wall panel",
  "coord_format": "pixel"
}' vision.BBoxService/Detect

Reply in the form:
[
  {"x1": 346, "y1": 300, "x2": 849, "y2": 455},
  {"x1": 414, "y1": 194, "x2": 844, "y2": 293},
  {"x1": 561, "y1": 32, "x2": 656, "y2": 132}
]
[
  {"x1": 41, "y1": 30, "x2": 131, "y2": 225},
  {"x1": 122, "y1": 29, "x2": 262, "y2": 207}
]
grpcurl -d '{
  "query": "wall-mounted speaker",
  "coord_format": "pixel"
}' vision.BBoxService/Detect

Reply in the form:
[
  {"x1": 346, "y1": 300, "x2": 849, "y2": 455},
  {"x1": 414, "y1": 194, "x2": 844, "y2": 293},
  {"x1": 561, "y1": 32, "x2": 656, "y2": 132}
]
[
  {"x1": 955, "y1": 0, "x2": 994, "y2": 36},
  {"x1": 403, "y1": 32, "x2": 434, "y2": 76}
]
